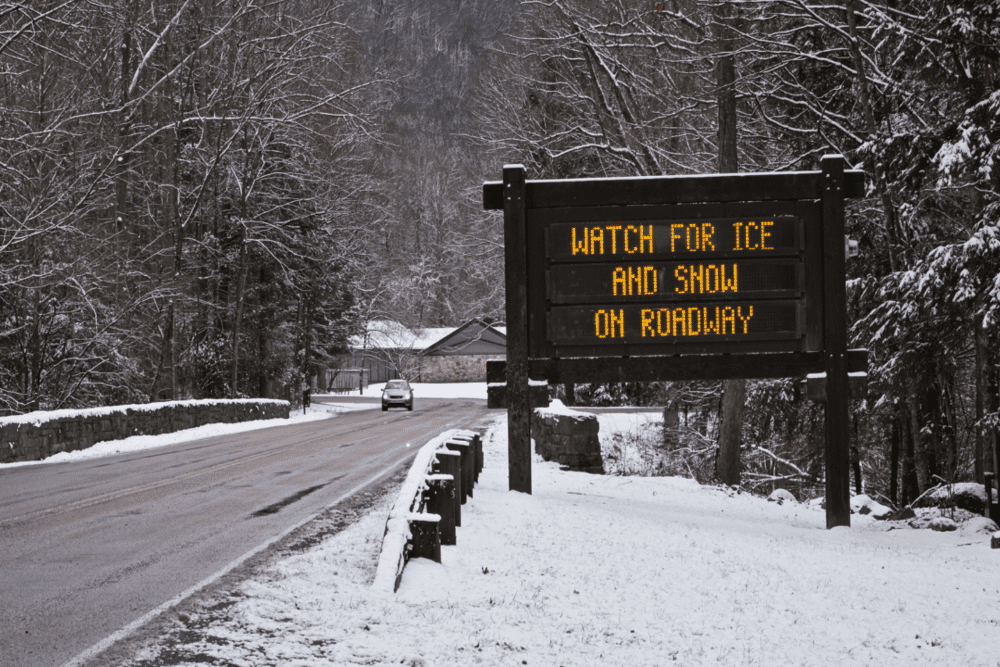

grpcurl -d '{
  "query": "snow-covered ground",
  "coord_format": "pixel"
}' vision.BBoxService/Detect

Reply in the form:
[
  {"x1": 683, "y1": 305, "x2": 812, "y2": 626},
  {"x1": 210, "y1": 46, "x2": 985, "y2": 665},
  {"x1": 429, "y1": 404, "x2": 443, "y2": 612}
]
[
  {"x1": 120, "y1": 413, "x2": 1000, "y2": 667},
  {"x1": 595, "y1": 411, "x2": 664, "y2": 476},
  {"x1": 0, "y1": 382, "x2": 485, "y2": 469},
  {"x1": 323, "y1": 381, "x2": 488, "y2": 401}
]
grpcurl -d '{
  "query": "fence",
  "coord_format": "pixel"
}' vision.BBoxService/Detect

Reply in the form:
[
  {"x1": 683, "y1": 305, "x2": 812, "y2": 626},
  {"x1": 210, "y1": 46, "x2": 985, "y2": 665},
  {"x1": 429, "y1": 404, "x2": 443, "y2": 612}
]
[
  {"x1": 373, "y1": 428, "x2": 483, "y2": 592},
  {"x1": 326, "y1": 368, "x2": 370, "y2": 392}
]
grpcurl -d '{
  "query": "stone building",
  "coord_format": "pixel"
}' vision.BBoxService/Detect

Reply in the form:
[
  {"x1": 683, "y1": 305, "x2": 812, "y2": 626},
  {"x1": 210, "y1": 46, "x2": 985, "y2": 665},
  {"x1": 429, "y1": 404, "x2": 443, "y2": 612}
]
[
  {"x1": 416, "y1": 319, "x2": 506, "y2": 383},
  {"x1": 326, "y1": 319, "x2": 506, "y2": 386}
]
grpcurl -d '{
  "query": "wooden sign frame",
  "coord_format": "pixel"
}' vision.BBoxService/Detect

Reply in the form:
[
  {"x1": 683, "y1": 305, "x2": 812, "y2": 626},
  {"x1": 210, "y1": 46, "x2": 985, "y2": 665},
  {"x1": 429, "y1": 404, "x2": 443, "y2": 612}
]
[{"x1": 484, "y1": 157, "x2": 865, "y2": 528}]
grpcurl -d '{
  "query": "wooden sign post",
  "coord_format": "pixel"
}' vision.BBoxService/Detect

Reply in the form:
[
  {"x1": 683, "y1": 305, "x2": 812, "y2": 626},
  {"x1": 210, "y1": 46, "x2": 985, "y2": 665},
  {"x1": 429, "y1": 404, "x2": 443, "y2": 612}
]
[
  {"x1": 502, "y1": 165, "x2": 531, "y2": 494},
  {"x1": 485, "y1": 157, "x2": 864, "y2": 527}
]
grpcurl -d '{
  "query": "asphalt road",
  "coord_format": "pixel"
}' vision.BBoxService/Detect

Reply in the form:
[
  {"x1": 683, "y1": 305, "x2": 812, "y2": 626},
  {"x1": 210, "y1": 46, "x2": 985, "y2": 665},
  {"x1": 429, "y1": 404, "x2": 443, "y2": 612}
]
[{"x1": 0, "y1": 396, "x2": 489, "y2": 667}]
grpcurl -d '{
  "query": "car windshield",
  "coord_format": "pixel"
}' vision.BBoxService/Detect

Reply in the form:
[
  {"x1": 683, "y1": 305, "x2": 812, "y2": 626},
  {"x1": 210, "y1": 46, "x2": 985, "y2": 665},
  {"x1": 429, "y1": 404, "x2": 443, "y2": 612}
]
[{"x1": 385, "y1": 381, "x2": 408, "y2": 390}]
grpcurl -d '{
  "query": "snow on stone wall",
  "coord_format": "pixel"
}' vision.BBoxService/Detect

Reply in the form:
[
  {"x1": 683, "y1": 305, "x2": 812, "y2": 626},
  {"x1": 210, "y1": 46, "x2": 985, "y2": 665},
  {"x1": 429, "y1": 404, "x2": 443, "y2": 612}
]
[
  {"x1": 531, "y1": 400, "x2": 604, "y2": 473},
  {"x1": 0, "y1": 399, "x2": 290, "y2": 464}
]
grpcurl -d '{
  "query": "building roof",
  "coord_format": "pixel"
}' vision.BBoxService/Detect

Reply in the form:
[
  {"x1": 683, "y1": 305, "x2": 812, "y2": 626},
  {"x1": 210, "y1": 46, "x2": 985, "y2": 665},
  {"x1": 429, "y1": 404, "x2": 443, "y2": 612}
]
[
  {"x1": 350, "y1": 320, "x2": 459, "y2": 351},
  {"x1": 350, "y1": 319, "x2": 506, "y2": 354},
  {"x1": 419, "y1": 319, "x2": 507, "y2": 357}
]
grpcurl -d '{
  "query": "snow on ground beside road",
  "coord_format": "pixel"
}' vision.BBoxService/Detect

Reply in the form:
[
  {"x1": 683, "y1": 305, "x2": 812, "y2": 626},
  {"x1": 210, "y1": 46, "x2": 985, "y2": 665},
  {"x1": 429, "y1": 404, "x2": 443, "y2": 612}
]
[
  {"x1": 324, "y1": 381, "x2": 488, "y2": 400},
  {"x1": 120, "y1": 414, "x2": 1000, "y2": 667},
  {"x1": 594, "y1": 410, "x2": 664, "y2": 476},
  {"x1": 0, "y1": 402, "x2": 371, "y2": 469}
]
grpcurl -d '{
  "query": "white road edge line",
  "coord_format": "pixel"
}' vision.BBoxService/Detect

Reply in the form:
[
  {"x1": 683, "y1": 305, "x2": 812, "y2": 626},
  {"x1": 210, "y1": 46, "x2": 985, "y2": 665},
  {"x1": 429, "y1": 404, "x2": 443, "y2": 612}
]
[{"x1": 60, "y1": 448, "x2": 419, "y2": 667}]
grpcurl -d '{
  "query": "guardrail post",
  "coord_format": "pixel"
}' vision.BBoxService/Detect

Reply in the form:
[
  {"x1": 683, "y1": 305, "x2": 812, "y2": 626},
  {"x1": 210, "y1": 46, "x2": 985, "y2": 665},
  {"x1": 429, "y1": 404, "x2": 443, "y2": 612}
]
[
  {"x1": 434, "y1": 449, "x2": 462, "y2": 527},
  {"x1": 474, "y1": 434, "x2": 483, "y2": 480},
  {"x1": 446, "y1": 439, "x2": 472, "y2": 502},
  {"x1": 426, "y1": 473, "x2": 456, "y2": 546},
  {"x1": 409, "y1": 516, "x2": 441, "y2": 563},
  {"x1": 452, "y1": 432, "x2": 481, "y2": 489}
]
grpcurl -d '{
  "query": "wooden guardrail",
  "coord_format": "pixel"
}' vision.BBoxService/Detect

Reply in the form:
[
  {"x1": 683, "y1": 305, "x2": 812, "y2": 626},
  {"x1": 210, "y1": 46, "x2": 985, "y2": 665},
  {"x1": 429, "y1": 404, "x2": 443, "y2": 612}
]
[{"x1": 373, "y1": 428, "x2": 483, "y2": 592}]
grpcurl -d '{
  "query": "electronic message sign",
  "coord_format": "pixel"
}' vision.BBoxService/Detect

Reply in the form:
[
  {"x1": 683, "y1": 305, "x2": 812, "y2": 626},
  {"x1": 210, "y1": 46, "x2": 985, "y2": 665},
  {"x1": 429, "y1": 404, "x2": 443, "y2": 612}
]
[
  {"x1": 523, "y1": 208, "x2": 820, "y2": 357},
  {"x1": 484, "y1": 158, "x2": 865, "y2": 526}
]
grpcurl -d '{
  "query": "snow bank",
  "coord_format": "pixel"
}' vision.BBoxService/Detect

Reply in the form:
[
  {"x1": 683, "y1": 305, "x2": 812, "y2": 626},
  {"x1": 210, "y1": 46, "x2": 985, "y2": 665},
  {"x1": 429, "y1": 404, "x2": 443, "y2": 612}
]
[
  {"x1": 921, "y1": 482, "x2": 990, "y2": 514},
  {"x1": 850, "y1": 493, "x2": 893, "y2": 519}
]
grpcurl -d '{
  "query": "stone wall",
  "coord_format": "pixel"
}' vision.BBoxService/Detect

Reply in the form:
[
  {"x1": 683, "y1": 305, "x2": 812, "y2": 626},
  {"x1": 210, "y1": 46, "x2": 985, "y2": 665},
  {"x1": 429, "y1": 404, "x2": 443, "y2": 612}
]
[
  {"x1": 0, "y1": 399, "x2": 290, "y2": 464},
  {"x1": 530, "y1": 402, "x2": 604, "y2": 474},
  {"x1": 419, "y1": 354, "x2": 503, "y2": 383}
]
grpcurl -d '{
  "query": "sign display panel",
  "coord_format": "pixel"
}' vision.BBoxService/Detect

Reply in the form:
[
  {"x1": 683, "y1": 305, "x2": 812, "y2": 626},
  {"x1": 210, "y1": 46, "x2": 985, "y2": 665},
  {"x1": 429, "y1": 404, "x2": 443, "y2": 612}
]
[
  {"x1": 548, "y1": 300, "x2": 802, "y2": 346},
  {"x1": 548, "y1": 216, "x2": 801, "y2": 262},
  {"x1": 541, "y1": 214, "x2": 809, "y2": 352},
  {"x1": 548, "y1": 259, "x2": 802, "y2": 304}
]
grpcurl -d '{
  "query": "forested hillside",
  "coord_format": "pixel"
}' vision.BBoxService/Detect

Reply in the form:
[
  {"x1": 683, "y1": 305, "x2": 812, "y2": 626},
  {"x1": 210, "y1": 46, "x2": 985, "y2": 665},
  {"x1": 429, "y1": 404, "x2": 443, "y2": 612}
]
[
  {"x1": 2, "y1": 0, "x2": 998, "y2": 508},
  {"x1": 0, "y1": 0, "x2": 512, "y2": 413}
]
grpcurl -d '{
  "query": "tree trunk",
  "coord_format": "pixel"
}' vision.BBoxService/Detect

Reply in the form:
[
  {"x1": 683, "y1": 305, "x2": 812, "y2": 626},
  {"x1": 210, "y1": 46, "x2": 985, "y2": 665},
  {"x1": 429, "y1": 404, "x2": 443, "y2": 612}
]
[
  {"x1": 901, "y1": 410, "x2": 916, "y2": 506},
  {"x1": 161, "y1": 23, "x2": 180, "y2": 401},
  {"x1": 924, "y1": 384, "x2": 941, "y2": 482},
  {"x1": 844, "y1": 0, "x2": 903, "y2": 271},
  {"x1": 907, "y1": 378, "x2": 929, "y2": 493},
  {"x1": 989, "y1": 352, "x2": 1000, "y2": 489},
  {"x1": 258, "y1": 321, "x2": 271, "y2": 399},
  {"x1": 28, "y1": 287, "x2": 42, "y2": 412},
  {"x1": 116, "y1": 27, "x2": 132, "y2": 234},
  {"x1": 889, "y1": 415, "x2": 900, "y2": 506},
  {"x1": 230, "y1": 241, "x2": 248, "y2": 399},
  {"x1": 257, "y1": 264, "x2": 274, "y2": 398},
  {"x1": 851, "y1": 410, "x2": 862, "y2": 494},
  {"x1": 303, "y1": 292, "x2": 314, "y2": 391},
  {"x1": 717, "y1": 380, "x2": 745, "y2": 485},
  {"x1": 937, "y1": 366, "x2": 958, "y2": 482},
  {"x1": 169, "y1": 303, "x2": 177, "y2": 400},
  {"x1": 975, "y1": 315, "x2": 986, "y2": 484},
  {"x1": 713, "y1": 3, "x2": 744, "y2": 486},
  {"x1": 662, "y1": 383, "x2": 679, "y2": 450}
]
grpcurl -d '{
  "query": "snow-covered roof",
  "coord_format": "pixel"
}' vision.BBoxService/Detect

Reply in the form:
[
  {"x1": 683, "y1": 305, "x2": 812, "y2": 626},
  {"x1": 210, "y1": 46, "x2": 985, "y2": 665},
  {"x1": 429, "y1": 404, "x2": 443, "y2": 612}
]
[
  {"x1": 350, "y1": 321, "x2": 457, "y2": 351},
  {"x1": 409, "y1": 328, "x2": 456, "y2": 350},
  {"x1": 351, "y1": 319, "x2": 508, "y2": 352},
  {"x1": 420, "y1": 320, "x2": 506, "y2": 356}
]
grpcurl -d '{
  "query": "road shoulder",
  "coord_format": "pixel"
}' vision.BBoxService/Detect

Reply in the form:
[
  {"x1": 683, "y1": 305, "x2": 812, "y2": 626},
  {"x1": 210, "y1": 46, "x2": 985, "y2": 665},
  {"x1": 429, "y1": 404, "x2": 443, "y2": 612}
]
[{"x1": 76, "y1": 464, "x2": 408, "y2": 667}]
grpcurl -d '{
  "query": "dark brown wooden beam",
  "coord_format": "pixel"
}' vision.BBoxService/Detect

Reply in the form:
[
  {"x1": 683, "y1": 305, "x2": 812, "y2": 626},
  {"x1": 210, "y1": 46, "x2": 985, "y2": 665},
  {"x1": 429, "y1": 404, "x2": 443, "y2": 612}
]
[
  {"x1": 531, "y1": 353, "x2": 824, "y2": 383},
  {"x1": 822, "y1": 155, "x2": 852, "y2": 529},
  {"x1": 484, "y1": 170, "x2": 866, "y2": 210},
  {"x1": 486, "y1": 349, "x2": 867, "y2": 384},
  {"x1": 503, "y1": 165, "x2": 532, "y2": 494}
]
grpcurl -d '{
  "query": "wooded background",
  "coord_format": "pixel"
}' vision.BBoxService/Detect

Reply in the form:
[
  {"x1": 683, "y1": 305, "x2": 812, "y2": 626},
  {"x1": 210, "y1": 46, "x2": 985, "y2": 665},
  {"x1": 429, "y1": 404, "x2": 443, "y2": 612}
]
[{"x1": 2, "y1": 0, "x2": 997, "y2": 508}]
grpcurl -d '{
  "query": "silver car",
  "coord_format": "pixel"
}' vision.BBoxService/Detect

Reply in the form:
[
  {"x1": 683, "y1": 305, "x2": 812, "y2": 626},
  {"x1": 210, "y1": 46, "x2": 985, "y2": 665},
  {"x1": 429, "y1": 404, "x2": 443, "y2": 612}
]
[{"x1": 382, "y1": 379, "x2": 413, "y2": 411}]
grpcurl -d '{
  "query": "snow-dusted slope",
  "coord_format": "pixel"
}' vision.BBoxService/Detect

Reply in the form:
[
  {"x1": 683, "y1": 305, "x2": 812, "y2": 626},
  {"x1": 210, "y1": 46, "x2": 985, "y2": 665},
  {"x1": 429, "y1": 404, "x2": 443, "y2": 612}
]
[{"x1": 114, "y1": 414, "x2": 1000, "y2": 667}]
